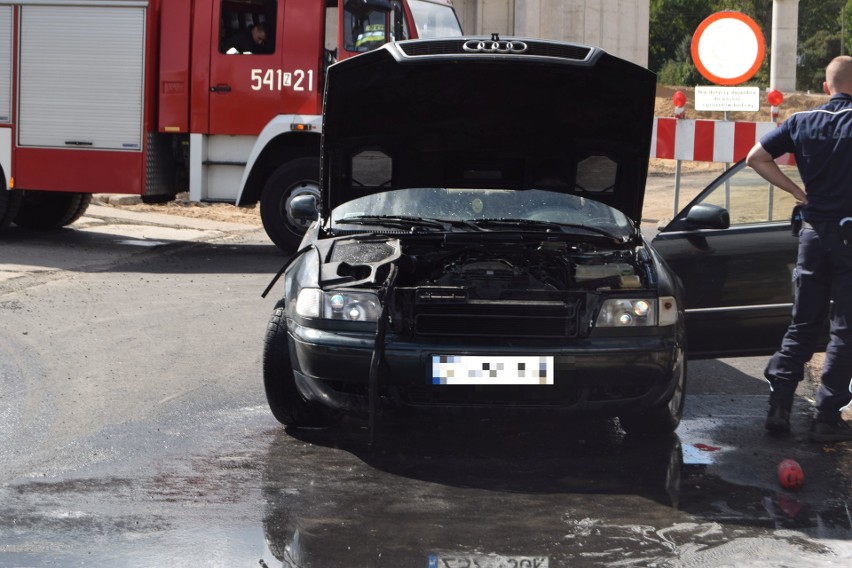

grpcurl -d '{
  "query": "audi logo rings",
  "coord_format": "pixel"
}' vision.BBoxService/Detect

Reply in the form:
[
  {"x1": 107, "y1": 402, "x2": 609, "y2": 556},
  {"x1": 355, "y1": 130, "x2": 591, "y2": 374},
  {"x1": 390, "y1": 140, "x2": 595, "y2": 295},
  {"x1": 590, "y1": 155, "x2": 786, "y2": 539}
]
[{"x1": 463, "y1": 40, "x2": 528, "y2": 54}]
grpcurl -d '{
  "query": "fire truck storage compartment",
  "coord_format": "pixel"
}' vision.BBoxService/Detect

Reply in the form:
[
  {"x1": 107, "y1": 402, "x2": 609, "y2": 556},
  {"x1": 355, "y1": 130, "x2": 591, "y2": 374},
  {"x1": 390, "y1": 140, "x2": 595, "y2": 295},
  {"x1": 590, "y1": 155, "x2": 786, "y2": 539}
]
[
  {"x1": 17, "y1": 2, "x2": 145, "y2": 151},
  {"x1": 1, "y1": 6, "x2": 11, "y2": 125}
]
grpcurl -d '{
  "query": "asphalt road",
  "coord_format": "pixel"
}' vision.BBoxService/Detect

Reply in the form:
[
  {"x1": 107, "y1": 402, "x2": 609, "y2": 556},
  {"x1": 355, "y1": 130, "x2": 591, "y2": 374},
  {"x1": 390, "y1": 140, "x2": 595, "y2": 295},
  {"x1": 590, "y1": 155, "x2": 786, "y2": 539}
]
[{"x1": 1, "y1": 205, "x2": 851, "y2": 567}]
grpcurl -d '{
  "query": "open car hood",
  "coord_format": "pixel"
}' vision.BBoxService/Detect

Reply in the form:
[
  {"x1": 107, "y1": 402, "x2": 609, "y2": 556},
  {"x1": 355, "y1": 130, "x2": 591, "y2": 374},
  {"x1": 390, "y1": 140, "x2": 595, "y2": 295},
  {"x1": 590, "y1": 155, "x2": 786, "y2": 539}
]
[{"x1": 320, "y1": 37, "x2": 656, "y2": 222}]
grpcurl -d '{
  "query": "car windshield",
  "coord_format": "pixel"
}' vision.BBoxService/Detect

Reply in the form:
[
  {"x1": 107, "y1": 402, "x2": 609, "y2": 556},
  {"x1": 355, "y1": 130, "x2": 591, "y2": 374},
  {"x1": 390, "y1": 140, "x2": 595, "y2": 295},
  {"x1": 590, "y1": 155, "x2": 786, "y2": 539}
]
[
  {"x1": 408, "y1": 0, "x2": 462, "y2": 38},
  {"x1": 331, "y1": 188, "x2": 634, "y2": 238}
]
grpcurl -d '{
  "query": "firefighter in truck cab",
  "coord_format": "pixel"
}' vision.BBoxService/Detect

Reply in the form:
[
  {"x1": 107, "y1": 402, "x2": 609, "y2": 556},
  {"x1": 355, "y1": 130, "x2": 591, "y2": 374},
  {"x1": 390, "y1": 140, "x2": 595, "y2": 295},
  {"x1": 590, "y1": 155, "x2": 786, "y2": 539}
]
[
  {"x1": 347, "y1": 0, "x2": 389, "y2": 52},
  {"x1": 224, "y1": 21, "x2": 270, "y2": 54}
]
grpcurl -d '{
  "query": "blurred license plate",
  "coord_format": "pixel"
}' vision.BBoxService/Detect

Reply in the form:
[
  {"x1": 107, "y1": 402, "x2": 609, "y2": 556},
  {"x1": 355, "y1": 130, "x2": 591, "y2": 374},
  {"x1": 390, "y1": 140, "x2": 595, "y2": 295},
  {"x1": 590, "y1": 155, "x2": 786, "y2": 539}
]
[
  {"x1": 429, "y1": 554, "x2": 548, "y2": 568},
  {"x1": 431, "y1": 355, "x2": 554, "y2": 385}
]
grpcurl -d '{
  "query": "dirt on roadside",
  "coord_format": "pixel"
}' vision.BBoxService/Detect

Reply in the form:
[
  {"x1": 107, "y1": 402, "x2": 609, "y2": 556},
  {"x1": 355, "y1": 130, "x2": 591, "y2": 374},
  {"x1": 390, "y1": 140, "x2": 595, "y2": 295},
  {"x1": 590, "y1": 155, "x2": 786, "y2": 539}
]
[{"x1": 94, "y1": 193, "x2": 264, "y2": 226}]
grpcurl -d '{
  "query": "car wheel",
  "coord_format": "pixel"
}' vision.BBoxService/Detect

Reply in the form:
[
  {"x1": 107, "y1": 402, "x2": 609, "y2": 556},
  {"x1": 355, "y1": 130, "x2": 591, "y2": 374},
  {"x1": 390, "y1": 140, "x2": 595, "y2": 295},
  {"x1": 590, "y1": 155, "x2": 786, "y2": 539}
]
[
  {"x1": 619, "y1": 348, "x2": 686, "y2": 437},
  {"x1": 14, "y1": 191, "x2": 92, "y2": 229},
  {"x1": 260, "y1": 158, "x2": 320, "y2": 253},
  {"x1": 263, "y1": 301, "x2": 339, "y2": 427},
  {"x1": 622, "y1": 433, "x2": 683, "y2": 508},
  {"x1": 0, "y1": 189, "x2": 22, "y2": 231}
]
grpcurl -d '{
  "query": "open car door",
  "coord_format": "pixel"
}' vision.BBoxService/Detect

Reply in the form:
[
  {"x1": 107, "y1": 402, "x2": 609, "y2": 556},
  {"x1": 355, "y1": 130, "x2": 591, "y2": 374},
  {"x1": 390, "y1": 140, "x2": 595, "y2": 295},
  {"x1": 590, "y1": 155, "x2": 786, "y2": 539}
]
[{"x1": 651, "y1": 160, "x2": 825, "y2": 359}]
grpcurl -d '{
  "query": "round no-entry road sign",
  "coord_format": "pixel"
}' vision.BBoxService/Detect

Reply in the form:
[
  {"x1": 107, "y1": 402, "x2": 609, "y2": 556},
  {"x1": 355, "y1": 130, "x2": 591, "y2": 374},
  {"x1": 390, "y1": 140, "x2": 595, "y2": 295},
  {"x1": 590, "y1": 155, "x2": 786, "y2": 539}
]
[{"x1": 691, "y1": 11, "x2": 765, "y2": 85}]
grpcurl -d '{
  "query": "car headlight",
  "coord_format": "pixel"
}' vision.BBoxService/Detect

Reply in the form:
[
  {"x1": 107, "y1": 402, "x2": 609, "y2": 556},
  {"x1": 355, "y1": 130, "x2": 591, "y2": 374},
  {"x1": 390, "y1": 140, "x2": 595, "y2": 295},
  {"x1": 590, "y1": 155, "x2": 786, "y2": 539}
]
[
  {"x1": 295, "y1": 288, "x2": 382, "y2": 321},
  {"x1": 595, "y1": 296, "x2": 678, "y2": 327}
]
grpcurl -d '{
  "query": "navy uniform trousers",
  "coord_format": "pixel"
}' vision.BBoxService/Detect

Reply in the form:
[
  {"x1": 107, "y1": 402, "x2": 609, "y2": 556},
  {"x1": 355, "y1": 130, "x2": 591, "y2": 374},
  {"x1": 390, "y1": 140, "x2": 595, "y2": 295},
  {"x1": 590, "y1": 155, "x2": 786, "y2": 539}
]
[{"x1": 765, "y1": 221, "x2": 852, "y2": 421}]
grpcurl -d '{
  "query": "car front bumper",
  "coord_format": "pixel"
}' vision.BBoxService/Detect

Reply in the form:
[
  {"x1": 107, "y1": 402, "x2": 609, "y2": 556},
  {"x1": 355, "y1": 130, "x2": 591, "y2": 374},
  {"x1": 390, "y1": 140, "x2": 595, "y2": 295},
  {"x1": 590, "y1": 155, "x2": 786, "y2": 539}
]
[{"x1": 287, "y1": 321, "x2": 683, "y2": 417}]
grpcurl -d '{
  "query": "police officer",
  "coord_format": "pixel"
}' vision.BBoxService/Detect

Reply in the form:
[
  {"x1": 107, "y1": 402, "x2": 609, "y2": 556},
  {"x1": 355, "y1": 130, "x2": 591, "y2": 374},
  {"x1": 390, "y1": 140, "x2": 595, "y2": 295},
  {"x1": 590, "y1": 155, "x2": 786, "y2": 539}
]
[{"x1": 746, "y1": 55, "x2": 852, "y2": 443}]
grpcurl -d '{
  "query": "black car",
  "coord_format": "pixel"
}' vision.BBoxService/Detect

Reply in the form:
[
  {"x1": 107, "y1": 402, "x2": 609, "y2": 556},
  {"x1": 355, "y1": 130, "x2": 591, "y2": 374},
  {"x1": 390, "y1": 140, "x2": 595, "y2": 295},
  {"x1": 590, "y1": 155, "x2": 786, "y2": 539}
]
[{"x1": 262, "y1": 37, "x2": 802, "y2": 436}]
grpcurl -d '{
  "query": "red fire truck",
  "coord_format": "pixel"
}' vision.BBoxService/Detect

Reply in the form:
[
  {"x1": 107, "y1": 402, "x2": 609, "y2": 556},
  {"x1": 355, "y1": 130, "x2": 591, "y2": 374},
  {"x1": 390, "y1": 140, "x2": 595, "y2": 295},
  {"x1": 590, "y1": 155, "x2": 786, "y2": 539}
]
[{"x1": 0, "y1": 0, "x2": 462, "y2": 250}]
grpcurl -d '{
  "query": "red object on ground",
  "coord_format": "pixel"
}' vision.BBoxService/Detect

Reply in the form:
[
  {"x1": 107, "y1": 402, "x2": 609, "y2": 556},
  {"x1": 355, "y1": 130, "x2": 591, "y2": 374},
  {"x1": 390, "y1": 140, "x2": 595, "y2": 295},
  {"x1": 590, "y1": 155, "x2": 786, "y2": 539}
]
[{"x1": 777, "y1": 459, "x2": 804, "y2": 490}]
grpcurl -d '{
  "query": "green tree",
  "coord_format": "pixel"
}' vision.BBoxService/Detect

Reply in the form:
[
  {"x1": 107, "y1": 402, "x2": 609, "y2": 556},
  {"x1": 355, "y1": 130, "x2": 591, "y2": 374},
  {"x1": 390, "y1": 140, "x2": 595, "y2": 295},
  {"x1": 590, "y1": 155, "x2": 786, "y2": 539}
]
[
  {"x1": 649, "y1": 0, "x2": 713, "y2": 73},
  {"x1": 845, "y1": 0, "x2": 852, "y2": 53},
  {"x1": 796, "y1": 0, "x2": 845, "y2": 91},
  {"x1": 798, "y1": 30, "x2": 841, "y2": 91},
  {"x1": 656, "y1": 37, "x2": 703, "y2": 85}
]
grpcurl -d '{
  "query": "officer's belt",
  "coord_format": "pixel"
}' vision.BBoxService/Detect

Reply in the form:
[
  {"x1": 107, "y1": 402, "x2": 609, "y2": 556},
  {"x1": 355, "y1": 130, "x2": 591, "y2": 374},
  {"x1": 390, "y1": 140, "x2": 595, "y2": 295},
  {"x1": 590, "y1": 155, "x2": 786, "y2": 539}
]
[{"x1": 801, "y1": 220, "x2": 838, "y2": 230}]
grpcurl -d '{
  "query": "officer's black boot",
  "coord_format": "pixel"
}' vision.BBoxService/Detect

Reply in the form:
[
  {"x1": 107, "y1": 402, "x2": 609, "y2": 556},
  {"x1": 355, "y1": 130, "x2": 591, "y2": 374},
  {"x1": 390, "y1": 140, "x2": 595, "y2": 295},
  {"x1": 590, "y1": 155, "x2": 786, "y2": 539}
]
[
  {"x1": 809, "y1": 417, "x2": 852, "y2": 443},
  {"x1": 766, "y1": 384, "x2": 794, "y2": 433}
]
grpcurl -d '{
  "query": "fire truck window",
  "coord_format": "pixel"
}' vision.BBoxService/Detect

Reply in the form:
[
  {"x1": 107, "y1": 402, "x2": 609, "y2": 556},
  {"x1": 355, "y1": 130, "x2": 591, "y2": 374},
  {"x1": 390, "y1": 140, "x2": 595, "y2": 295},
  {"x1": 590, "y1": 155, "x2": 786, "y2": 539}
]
[
  {"x1": 344, "y1": 0, "x2": 389, "y2": 53},
  {"x1": 220, "y1": 0, "x2": 277, "y2": 54},
  {"x1": 408, "y1": 0, "x2": 462, "y2": 38}
]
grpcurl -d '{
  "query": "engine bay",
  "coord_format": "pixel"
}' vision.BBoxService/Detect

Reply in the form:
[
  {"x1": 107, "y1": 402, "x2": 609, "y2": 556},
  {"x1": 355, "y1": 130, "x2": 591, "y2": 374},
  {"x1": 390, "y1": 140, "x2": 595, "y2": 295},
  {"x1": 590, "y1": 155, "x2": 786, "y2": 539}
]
[
  {"x1": 321, "y1": 235, "x2": 651, "y2": 294},
  {"x1": 315, "y1": 235, "x2": 655, "y2": 338}
]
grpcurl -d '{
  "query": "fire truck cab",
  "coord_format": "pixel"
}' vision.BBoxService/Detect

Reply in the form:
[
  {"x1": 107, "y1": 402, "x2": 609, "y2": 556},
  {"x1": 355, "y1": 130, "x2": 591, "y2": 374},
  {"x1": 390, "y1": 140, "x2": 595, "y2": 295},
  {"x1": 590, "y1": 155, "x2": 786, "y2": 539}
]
[{"x1": 0, "y1": 0, "x2": 462, "y2": 251}]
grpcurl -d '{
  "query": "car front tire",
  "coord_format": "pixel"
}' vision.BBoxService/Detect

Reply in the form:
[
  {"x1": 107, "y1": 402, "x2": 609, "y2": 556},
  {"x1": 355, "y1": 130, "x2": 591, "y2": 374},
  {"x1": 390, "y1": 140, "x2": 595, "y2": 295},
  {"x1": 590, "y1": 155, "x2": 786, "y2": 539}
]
[
  {"x1": 263, "y1": 301, "x2": 340, "y2": 427},
  {"x1": 619, "y1": 348, "x2": 686, "y2": 437}
]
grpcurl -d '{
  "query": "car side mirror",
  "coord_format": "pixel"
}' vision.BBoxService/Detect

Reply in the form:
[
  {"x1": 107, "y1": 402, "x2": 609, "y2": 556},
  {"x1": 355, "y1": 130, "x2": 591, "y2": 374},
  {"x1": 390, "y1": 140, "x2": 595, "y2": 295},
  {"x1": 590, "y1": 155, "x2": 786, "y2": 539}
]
[
  {"x1": 684, "y1": 203, "x2": 730, "y2": 230},
  {"x1": 290, "y1": 195, "x2": 319, "y2": 222}
]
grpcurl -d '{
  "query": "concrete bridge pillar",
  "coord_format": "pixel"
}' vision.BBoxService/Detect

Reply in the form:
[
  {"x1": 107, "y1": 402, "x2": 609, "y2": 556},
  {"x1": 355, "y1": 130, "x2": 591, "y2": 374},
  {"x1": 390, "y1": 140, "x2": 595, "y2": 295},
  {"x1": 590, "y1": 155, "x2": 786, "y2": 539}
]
[{"x1": 770, "y1": 0, "x2": 799, "y2": 91}]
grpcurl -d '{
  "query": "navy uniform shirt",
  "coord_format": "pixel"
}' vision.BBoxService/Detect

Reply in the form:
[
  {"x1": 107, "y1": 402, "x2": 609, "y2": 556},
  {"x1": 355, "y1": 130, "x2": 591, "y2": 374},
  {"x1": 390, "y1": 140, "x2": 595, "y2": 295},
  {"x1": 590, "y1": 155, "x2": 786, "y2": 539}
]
[{"x1": 759, "y1": 93, "x2": 852, "y2": 222}]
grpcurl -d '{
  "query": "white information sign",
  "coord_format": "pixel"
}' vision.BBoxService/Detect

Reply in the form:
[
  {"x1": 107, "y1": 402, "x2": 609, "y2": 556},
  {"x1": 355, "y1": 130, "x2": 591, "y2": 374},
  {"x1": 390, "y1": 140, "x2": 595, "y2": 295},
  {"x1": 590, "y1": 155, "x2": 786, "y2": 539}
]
[{"x1": 695, "y1": 86, "x2": 760, "y2": 111}]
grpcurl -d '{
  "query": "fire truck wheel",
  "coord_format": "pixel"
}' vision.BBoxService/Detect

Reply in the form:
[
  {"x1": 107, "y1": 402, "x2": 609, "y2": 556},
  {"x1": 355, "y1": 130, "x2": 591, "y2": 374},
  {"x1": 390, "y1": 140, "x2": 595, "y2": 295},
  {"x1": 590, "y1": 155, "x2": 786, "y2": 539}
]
[
  {"x1": 260, "y1": 158, "x2": 320, "y2": 252},
  {"x1": 263, "y1": 301, "x2": 341, "y2": 427},
  {"x1": 13, "y1": 191, "x2": 92, "y2": 229},
  {"x1": 0, "y1": 189, "x2": 22, "y2": 231}
]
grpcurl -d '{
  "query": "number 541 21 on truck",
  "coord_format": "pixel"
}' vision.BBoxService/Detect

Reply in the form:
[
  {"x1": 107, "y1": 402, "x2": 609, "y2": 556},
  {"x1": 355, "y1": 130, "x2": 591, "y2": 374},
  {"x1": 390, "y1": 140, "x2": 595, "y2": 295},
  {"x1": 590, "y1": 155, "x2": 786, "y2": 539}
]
[{"x1": 0, "y1": 0, "x2": 462, "y2": 251}]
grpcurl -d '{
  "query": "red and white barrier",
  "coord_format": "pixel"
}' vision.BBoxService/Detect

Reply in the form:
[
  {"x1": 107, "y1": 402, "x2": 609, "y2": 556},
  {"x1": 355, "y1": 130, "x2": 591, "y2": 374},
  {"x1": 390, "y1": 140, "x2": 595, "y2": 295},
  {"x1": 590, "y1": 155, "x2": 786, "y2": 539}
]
[{"x1": 651, "y1": 118, "x2": 793, "y2": 164}]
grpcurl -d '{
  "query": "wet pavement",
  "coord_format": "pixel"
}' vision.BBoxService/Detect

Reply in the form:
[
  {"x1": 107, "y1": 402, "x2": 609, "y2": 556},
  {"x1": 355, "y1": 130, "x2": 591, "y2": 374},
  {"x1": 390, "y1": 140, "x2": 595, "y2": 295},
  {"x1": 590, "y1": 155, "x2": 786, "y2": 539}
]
[
  {"x1": 1, "y1": 206, "x2": 851, "y2": 567},
  {"x1": 2, "y1": 397, "x2": 851, "y2": 567}
]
